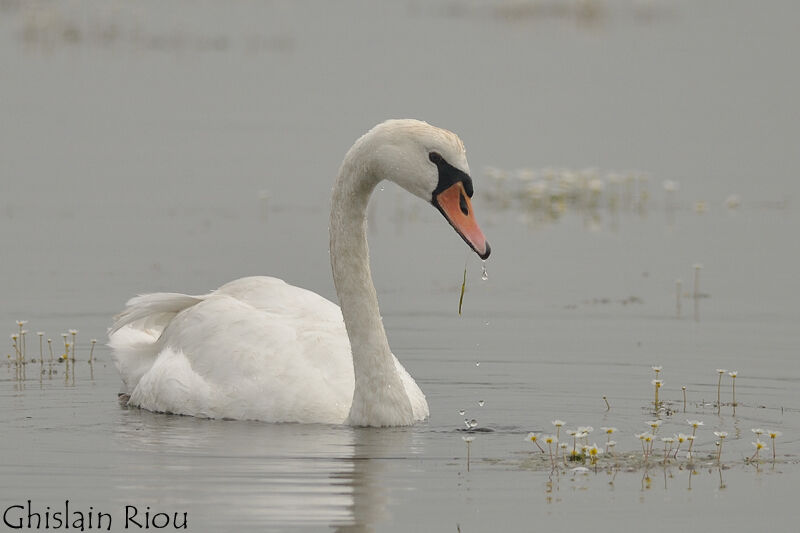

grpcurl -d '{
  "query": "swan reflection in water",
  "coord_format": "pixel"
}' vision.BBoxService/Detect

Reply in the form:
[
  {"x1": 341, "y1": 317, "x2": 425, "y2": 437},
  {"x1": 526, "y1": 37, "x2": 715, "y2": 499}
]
[{"x1": 113, "y1": 409, "x2": 416, "y2": 531}]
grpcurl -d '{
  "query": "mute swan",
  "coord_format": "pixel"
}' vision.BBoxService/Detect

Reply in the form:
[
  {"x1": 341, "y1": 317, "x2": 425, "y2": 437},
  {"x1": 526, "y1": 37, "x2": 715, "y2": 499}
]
[{"x1": 110, "y1": 119, "x2": 490, "y2": 427}]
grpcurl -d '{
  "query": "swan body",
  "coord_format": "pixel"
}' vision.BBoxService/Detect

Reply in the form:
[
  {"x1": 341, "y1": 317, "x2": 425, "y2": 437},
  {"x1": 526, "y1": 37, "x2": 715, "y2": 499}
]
[{"x1": 110, "y1": 119, "x2": 490, "y2": 427}]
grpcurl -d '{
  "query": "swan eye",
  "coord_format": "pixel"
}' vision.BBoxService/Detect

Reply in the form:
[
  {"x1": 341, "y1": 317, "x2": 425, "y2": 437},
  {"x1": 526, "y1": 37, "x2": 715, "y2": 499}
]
[{"x1": 429, "y1": 152, "x2": 444, "y2": 164}]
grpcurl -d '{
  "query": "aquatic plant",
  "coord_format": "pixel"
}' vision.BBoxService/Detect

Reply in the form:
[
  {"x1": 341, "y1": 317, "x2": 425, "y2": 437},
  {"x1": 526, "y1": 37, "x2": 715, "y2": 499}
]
[
  {"x1": 16, "y1": 320, "x2": 27, "y2": 358},
  {"x1": 651, "y1": 379, "x2": 663, "y2": 410},
  {"x1": 714, "y1": 431, "x2": 728, "y2": 462},
  {"x1": 559, "y1": 442, "x2": 569, "y2": 465},
  {"x1": 599, "y1": 427, "x2": 616, "y2": 453},
  {"x1": 637, "y1": 432, "x2": 655, "y2": 462},
  {"x1": 10, "y1": 334, "x2": 20, "y2": 360},
  {"x1": 646, "y1": 420, "x2": 662, "y2": 434},
  {"x1": 661, "y1": 437, "x2": 675, "y2": 464},
  {"x1": 480, "y1": 165, "x2": 653, "y2": 230},
  {"x1": 462, "y1": 435, "x2": 475, "y2": 472},
  {"x1": 37, "y1": 332, "x2": 44, "y2": 362},
  {"x1": 69, "y1": 329, "x2": 78, "y2": 360},
  {"x1": 566, "y1": 430, "x2": 582, "y2": 460},
  {"x1": 686, "y1": 420, "x2": 703, "y2": 454},
  {"x1": 750, "y1": 440, "x2": 765, "y2": 462},
  {"x1": 551, "y1": 420, "x2": 565, "y2": 441},
  {"x1": 457, "y1": 266, "x2": 466, "y2": 316},
  {"x1": 575, "y1": 429, "x2": 591, "y2": 453},
  {"x1": 586, "y1": 443, "x2": 601, "y2": 465},
  {"x1": 681, "y1": 386, "x2": 687, "y2": 412},
  {"x1": 7, "y1": 321, "x2": 96, "y2": 384},
  {"x1": 542, "y1": 434, "x2": 557, "y2": 467},
  {"x1": 674, "y1": 433, "x2": 689, "y2": 458},
  {"x1": 715, "y1": 369, "x2": 726, "y2": 413},
  {"x1": 766, "y1": 430, "x2": 782, "y2": 461},
  {"x1": 728, "y1": 371, "x2": 738, "y2": 411},
  {"x1": 527, "y1": 432, "x2": 545, "y2": 453},
  {"x1": 606, "y1": 440, "x2": 616, "y2": 457}
]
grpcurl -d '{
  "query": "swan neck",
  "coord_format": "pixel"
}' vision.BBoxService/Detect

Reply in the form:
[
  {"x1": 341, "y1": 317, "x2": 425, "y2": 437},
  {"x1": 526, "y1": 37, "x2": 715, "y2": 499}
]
[{"x1": 330, "y1": 151, "x2": 413, "y2": 426}]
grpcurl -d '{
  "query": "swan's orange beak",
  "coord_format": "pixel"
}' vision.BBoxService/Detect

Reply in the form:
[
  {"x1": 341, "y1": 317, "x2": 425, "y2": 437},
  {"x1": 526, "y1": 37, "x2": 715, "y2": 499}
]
[{"x1": 434, "y1": 182, "x2": 491, "y2": 259}]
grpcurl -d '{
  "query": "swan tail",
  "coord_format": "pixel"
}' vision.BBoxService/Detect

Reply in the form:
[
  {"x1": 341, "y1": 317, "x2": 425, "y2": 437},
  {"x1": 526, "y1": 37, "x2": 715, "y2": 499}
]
[
  {"x1": 109, "y1": 292, "x2": 203, "y2": 395},
  {"x1": 110, "y1": 292, "x2": 204, "y2": 335}
]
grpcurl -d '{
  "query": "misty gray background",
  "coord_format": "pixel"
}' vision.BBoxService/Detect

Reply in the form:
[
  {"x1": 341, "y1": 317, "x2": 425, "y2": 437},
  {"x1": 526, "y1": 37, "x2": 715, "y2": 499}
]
[{"x1": 1, "y1": 1, "x2": 798, "y2": 531}]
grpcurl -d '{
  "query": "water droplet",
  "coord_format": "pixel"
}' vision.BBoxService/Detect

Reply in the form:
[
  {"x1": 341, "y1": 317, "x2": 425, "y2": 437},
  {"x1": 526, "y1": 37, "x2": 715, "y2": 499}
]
[
  {"x1": 459, "y1": 409, "x2": 465, "y2": 416},
  {"x1": 475, "y1": 362, "x2": 480, "y2": 367},
  {"x1": 478, "y1": 400, "x2": 485, "y2": 407},
  {"x1": 379, "y1": 185, "x2": 385, "y2": 191},
  {"x1": 481, "y1": 262, "x2": 488, "y2": 281},
  {"x1": 469, "y1": 419, "x2": 478, "y2": 428}
]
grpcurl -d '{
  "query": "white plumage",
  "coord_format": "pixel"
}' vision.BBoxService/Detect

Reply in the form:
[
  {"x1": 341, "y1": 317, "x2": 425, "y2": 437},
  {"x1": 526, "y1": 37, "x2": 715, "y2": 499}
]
[
  {"x1": 111, "y1": 277, "x2": 425, "y2": 423},
  {"x1": 110, "y1": 119, "x2": 488, "y2": 426}
]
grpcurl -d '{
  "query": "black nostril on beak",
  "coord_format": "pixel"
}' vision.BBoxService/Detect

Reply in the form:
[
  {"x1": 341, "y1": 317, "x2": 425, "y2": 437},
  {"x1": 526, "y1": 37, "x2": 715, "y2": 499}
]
[{"x1": 459, "y1": 193, "x2": 469, "y2": 216}]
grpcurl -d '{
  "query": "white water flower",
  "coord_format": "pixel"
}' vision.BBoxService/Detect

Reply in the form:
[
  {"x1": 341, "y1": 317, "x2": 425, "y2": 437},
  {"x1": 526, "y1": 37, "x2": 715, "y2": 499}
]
[
  {"x1": 646, "y1": 420, "x2": 662, "y2": 431},
  {"x1": 587, "y1": 444, "x2": 602, "y2": 458}
]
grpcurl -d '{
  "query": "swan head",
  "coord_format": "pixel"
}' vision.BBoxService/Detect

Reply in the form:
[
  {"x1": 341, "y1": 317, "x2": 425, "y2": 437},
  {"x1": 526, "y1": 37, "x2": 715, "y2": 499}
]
[{"x1": 364, "y1": 119, "x2": 491, "y2": 259}]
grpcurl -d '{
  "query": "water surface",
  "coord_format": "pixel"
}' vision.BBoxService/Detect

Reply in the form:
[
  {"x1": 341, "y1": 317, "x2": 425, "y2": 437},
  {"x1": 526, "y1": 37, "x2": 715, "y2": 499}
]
[{"x1": 1, "y1": 0, "x2": 798, "y2": 531}]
